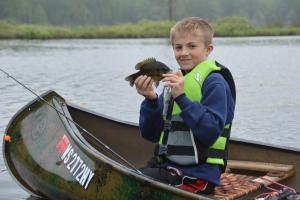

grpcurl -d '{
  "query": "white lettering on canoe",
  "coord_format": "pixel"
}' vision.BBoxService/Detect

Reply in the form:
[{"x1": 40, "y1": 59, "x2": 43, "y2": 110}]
[
  {"x1": 70, "y1": 156, "x2": 81, "y2": 173},
  {"x1": 67, "y1": 153, "x2": 77, "y2": 170},
  {"x1": 76, "y1": 164, "x2": 86, "y2": 182},
  {"x1": 57, "y1": 135, "x2": 94, "y2": 190},
  {"x1": 61, "y1": 144, "x2": 72, "y2": 162},
  {"x1": 73, "y1": 159, "x2": 83, "y2": 176},
  {"x1": 85, "y1": 171, "x2": 95, "y2": 190}
]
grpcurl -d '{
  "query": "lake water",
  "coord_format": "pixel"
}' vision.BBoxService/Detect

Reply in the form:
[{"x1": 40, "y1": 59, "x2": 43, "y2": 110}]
[{"x1": 0, "y1": 37, "x2": 300, "y2": 199}]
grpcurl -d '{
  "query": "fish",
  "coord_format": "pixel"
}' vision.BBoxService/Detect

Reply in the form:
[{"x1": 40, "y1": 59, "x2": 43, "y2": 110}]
[{"x1": 125, "y1": 58, "x2": 171, "y2": 87}]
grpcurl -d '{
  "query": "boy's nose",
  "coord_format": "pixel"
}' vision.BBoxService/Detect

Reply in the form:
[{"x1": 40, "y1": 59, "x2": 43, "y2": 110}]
[{"x1": 181, "y1": 47, "x2": 189, "y2": 56}]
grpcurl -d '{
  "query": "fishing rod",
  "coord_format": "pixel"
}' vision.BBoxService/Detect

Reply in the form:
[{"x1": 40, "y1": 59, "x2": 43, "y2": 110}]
[{"x1": 0, "y1": 68, "x2": 142, "y2": 174}]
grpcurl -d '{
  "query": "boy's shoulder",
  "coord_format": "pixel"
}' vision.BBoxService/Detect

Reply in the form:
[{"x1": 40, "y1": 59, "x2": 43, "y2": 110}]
[
  {"x1": 202, "y1": 72, "x2": 232, "y2": 92},
  {"x1": 202, "y1": 72, "x2": 232, "y2": 99},
  {"x1": 205, "y1": 72, "x2": 227, "y2": 85}
]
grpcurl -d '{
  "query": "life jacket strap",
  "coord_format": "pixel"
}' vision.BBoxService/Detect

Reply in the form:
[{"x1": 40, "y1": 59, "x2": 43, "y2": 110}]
[
  {"x1": 154, "y1": 144, "x2": 166, "y2": 164},
  {"x1": 165, "y1": 145, "x2": 195, "y2": 156},
  {"x1": 170, "y1": 121, "x2": 190, "y2": 132},
  {"x1": 171, "y1": 122, "x2": 231, "y2": 137},
  {"x1": 207, "y1": 148, "x2": 227, "y2": 159},
  {"x1": 156, "y1": 145, "x2": 195, "y2": 157},
  {"x1": 158, "y1": 144, "x2": 168, "y2": 155},
  {"x1": 222, "y1": 127, "x2": 230, "y2": 138},
  {"x1": 163, "y1": 121, "x2": 172, "y2": 132}
]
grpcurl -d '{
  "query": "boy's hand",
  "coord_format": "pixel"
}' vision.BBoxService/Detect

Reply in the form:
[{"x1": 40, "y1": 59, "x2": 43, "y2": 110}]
[
  {"x1": 162, "y1": 70, "x2": 184, "y2": 98},
  {"x1": 134, "y1": 75, "x2": 157, "y2": 100}
]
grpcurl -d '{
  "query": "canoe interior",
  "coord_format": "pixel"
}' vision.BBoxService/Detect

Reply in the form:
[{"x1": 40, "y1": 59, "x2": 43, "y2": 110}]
[
  {"x1": 68, "y1": 105, "x2": 154, "y2": 168},
  {"x1": 67, "y1": 103, "x2": 300, "y2": 195}
]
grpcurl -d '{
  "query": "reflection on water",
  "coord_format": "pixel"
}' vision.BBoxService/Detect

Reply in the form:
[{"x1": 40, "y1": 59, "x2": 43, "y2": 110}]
[{"x1": 0, "y1": 36, "x2": 300, "y2": 199}]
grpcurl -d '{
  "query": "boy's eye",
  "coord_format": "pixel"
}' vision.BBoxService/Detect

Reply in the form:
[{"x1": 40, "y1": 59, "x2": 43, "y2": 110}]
[
  {"x1": 174, "y1": 46, "x2": 182, "y2": 50},
  {"x1": 188, "y1": 44, "x2": 197, "y2": 48}
]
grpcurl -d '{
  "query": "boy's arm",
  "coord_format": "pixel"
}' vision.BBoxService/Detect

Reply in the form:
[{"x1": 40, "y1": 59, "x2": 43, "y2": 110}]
[
  {"x1": 139, "y1": 95, "x2": 164, "y2": 143},
  {"x1": 175, "y1": 73, "x2": 233, "y2": 147}
]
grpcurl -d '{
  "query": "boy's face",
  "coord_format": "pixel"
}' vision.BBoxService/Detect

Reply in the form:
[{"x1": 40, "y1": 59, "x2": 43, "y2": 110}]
[{"x1": 172, "y1": 31, "x2": 213, "y2": 71}]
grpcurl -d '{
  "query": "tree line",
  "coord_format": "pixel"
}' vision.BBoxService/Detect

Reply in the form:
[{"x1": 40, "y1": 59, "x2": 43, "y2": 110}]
[{"x1": 0, "y1": 0, "x2": 299, "y2": 26}]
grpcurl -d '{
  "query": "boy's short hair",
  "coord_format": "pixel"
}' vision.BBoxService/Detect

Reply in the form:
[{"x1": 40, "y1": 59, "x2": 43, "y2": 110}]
[{"x1": 170, "y1": 17, "x2": 214, "y2": 46}]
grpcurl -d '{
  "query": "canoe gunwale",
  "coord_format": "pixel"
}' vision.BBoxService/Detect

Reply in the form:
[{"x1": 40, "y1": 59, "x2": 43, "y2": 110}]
[{"x1": 230, "y1": 136, "x2": 300, "y2": 154}]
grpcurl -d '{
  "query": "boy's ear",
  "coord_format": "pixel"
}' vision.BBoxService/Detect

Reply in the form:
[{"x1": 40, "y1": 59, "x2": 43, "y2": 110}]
[{"x1": 206, "y1": 44, "x2": 214, "y2": 56}]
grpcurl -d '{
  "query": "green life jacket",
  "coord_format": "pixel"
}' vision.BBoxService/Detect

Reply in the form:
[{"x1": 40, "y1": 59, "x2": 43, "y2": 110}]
[{"x1": 157, "y1": 60, "x2": 236, "y2": 170}]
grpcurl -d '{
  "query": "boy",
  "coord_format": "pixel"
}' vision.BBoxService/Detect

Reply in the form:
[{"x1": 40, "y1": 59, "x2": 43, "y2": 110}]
[{"x1": 134, "y1": 17, "x2": 236, "y2": 194}]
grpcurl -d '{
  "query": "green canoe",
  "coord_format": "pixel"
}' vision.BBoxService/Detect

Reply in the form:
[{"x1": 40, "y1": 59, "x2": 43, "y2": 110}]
[{"x1": 3, "y1": 91, "x2": 300, "y2": 199}]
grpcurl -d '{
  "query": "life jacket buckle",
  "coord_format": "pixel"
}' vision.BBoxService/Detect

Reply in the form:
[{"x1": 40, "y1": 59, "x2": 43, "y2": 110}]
[
  {"x1": 163, "y1": 121, "x2": 172, "y2": 132},
  {"x1": 158, "y1": 144, "x2": 168, "y2": 156}
]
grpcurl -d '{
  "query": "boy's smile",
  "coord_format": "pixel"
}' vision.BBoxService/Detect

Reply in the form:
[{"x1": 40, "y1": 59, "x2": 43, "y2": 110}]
[{"x1": 172, "y1": 32, "x2": 213, "y2": 72}]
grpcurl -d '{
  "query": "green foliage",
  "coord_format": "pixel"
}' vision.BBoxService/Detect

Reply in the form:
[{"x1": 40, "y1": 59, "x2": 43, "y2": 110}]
[
  {"x1": 0, "y1": 20, "x2": 174, "y2": 39},
  {"x1": 256, "y1": 27, "x2": 300, "y2": 36},
  {"x1": 0, "y1": 21, "x2": 17, "y2": 38},
  {"x1": 212, "y1": 16, "x2": 256, "y2": 36},
  {"x1": 0, "y1": 18, "x2": 300, "y2": 39}
]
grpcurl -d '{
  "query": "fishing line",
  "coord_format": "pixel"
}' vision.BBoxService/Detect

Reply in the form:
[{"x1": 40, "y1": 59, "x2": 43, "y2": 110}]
[{"x1": 0, "y1": 68, "x2": 142, "y2": 174}]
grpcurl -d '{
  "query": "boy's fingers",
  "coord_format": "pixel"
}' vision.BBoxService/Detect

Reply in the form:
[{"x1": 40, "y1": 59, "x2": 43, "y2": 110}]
[
  {"x1": 147, "y1": 79, "x2": 154, "y2": 88},
  {"x1": 134, "y1": 75, "x2": 147, "y2": 88},
  {"x1": 134, "y1": 75, "x2": 142, "y2": 84},
  {"x1": 141, "y1": 76, "x2": 152, "y2": 89},
  {"x1": 162, "y1": 74, "x2": 177, "y2": 80},
  {"x1": 163, "y1": 72, "x2": 175, "y2": 77},
  {"x1": 163, "y1": 70, "x2": 182, "y2": 78},
  {"x1": 162, "y1": 76, "x2": 178, "y2": 83},
  {"x1": 143, "y1": 77, "x2": 151, "y2": 88},
  {"x1": 176, "y1": 70, "x2": 183, "y2": 77}
]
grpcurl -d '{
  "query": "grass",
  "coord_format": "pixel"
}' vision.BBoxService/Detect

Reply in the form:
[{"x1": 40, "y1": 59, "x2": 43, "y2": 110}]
[{"x1": 0, "y1": 17, "x2": 299, "y2": 39}]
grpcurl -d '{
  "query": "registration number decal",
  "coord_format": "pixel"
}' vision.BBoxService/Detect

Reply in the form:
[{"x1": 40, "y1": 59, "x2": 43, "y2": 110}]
[{"x1": 56, "y1": 135, "x2": 94, "y2": 190}]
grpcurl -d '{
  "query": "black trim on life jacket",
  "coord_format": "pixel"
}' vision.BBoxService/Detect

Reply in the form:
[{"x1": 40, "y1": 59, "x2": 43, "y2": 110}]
[
  {"x1": 170, "y1": 121, "x2": 190, "y2": 131},
  {"x1": 170, "y1": 121, "x2": 231, "y2": 138},
  {"x1": 166, "y1": 145, "x2": 195, "y2": 155},
  {"x1": 214, "y1": 62, "x2": 235, "y2": 171},
  {"x1": 215, "y1": 61, "x2": 236, "y2": 102}
]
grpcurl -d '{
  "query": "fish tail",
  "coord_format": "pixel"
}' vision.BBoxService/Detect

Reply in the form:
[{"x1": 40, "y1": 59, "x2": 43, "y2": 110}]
[{"x1": 125, "y1": 74, "x2": 136, "y2": 87}]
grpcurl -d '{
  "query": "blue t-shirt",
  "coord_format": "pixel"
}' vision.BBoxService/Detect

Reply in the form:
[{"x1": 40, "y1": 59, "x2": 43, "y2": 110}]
[{"x1": 139, "y1": 72, "x2": 235, "y2": 185}]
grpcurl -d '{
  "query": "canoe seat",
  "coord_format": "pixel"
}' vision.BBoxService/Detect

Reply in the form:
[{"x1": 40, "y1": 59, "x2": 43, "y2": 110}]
[{"x1": 213, "y1": 160, "x2": 295, "y2": 200}]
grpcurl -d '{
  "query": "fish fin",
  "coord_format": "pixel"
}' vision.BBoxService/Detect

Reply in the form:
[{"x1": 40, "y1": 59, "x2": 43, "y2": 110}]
[{"x1": 135, "y1": 57, "x2": 157, "y2": 70}]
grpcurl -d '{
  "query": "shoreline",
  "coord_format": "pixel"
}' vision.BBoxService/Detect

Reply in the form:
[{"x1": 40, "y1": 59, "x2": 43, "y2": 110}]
[{"x1": 1, "y1": 18, "x2": 300, "y2": 40}]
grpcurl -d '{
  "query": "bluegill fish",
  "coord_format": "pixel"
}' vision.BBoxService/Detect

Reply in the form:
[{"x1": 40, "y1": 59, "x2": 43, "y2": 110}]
[{"x1": 125, "y1": 58, "x2": 171, "y2": 87}]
